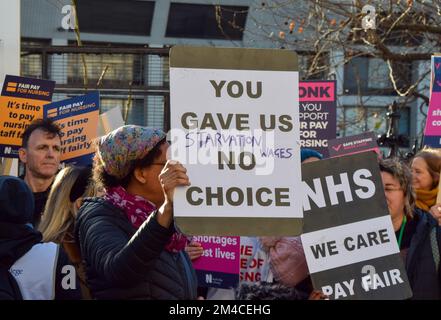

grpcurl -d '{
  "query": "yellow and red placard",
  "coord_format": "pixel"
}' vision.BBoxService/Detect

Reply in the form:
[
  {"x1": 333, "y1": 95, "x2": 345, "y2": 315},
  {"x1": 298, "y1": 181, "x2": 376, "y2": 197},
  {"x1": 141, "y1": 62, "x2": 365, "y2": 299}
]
[{"x1": 0, "y1": 75, "x2": 55, "y2": 157}]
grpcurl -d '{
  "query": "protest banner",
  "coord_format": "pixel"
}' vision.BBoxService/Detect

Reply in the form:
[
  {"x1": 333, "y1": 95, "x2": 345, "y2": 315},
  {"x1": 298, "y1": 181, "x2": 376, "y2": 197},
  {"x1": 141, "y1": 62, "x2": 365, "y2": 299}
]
[
  {"x1": 239, "y1": 237, "x2": 272, "y2": 284},
  {"x1": 328, "y1": 131, "x2": 380, "y2": 158},
  {"x1": 169, "y1": 46, "x2": 303, "y2": 236},
  {"x1": 0, "y1": 75, "x2": 55, "y2": 157},
  {"x1": 192, "y1": 236, "x2": 240, "y2": 289},
  {"x1": 430, "y1": 54, "x2": 441, "y2": 96},
  {"x1": 0, "y1": 157, "x2": 18, "y2": 176},
  {"x1": 43, "y1": 91, "x2": 99, "y2": 166},
  {"x1": 98, "y1": 106, "x2": 125, "y2": 136},
  {"x1": 423, "y1": 55, "x2": 441, "y2": 203},
  {"x1": 423, "y1": 55, "x2": 441, "y2": 148},
  {"x1": 301, "y1": 152, "x2": 412, "y2": 299},
  {"x1": 299, "y1": 80, "x2": 336, "y2": 158}
]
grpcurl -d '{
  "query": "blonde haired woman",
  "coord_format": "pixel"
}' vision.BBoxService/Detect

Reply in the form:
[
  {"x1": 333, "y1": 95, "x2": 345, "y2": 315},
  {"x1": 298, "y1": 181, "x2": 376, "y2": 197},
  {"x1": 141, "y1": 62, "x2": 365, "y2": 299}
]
[
  {"x1": 39, "y1": 166, "x2": 96, "y2": 299},
  {"x1": 411, "y1": 148, "x2": 441, "y2": 224}
]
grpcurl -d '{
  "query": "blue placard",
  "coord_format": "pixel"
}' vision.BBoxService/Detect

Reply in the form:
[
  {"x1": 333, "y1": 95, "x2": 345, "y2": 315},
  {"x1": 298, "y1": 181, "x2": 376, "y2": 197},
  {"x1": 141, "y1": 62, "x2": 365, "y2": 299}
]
[
  {"x1": 43, "y1": 92, "x2": 100, "y2": 166},
  {"x1": 43, "y1": 91, "x2": 99, "y2": 120}
]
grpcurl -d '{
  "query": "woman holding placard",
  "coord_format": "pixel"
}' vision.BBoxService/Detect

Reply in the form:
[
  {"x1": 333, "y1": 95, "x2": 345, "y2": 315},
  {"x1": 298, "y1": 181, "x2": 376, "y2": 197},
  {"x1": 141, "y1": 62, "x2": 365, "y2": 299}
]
[
  {"x1": 380, "y1": 158, "x2": 441, "y2": 299},
  {"x1": 410, "y1": 148, "x2": 441, "y2": 225},
  {"x1": 75, "y1": 125, "x2": 198, "y2": 299}
]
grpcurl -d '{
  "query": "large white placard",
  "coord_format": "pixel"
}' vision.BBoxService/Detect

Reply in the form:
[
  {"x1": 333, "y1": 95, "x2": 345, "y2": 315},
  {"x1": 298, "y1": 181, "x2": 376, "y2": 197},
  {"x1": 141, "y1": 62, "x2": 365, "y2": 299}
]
[{"x1": 170, "y1": 67, "x2": 302, "y2": 218}]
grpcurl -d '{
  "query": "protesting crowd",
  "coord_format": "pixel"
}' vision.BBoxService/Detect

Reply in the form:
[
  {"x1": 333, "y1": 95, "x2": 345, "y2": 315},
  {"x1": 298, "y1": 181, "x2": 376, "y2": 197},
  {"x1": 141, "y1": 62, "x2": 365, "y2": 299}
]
[
  {"x1": 1, "y1": 117, "x2": 440, "y2": 300},
  {"x1": 0, "y1": 45, "x2": 439, "y2": 302}
]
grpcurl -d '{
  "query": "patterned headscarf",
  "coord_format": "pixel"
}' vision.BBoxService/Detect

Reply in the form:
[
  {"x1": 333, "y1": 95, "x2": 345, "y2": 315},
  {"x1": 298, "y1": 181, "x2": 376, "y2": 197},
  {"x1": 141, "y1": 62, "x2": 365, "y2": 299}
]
[{"x1": 98, "y1": 125, "x2": 166, "y2": 179}]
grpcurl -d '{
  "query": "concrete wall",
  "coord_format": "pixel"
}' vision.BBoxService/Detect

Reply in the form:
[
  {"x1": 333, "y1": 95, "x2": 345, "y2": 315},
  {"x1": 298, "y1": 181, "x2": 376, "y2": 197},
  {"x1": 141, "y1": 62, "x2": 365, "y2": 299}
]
[{"x1": 0, "y1": 0, "x2": 20, "y2": 88}]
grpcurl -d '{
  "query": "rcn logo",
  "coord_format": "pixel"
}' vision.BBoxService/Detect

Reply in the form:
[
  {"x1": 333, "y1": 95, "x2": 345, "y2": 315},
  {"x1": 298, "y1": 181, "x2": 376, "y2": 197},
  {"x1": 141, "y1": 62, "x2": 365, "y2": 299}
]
[
  {"x1": 205, "y1": 273, "x2": 213, "y2": 284},
  {"x1": 4, "y1": 147, "x2": 12, "y2": 154}
]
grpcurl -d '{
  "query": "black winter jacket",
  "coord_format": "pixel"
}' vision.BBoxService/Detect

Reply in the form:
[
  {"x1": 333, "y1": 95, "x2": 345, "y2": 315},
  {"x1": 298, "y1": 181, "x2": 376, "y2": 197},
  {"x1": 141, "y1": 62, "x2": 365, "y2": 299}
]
[
  {"x1": 0, "y1": 222, "x2": 81, "y2": 300},
  {"x1": 75, "y1": 197, "x2": 198, "y2": 300},
  {"x1": 406, "y1": 209, "x2": 441, "y2": 299}
]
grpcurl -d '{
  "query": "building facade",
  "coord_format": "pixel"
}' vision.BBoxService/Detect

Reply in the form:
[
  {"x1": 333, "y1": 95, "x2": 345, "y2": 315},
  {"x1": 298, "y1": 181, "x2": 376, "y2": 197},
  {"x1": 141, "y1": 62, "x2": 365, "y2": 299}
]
[{"x1": 19, "y1": 0, "x2": 433, "y2": 150}]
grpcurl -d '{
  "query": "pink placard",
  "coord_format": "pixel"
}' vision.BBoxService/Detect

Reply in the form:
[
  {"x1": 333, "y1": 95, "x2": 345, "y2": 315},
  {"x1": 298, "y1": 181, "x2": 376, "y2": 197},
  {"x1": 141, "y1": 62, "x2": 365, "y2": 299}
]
[
  {"x1": 299, "y1": 81, "x2": 335, "y2": 102},
  {"x1": 192, "y1": 236, "x2": 240, "y2": 274},
  {"x1": 424, "y1": 92, "x2": 441, "y2": 136}
]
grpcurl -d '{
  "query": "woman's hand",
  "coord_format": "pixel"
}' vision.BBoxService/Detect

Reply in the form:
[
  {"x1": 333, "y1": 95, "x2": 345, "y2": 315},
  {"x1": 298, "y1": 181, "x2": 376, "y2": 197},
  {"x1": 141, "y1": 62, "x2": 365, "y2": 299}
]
[
  {"x1": 429, "y1": 203, "x2": 441, "y2": 226},
  {"x1": 157, "y1": 160, "x2": 190, "y2": 228},
  {"x1": 159, "y1": 160, "x2": 190, "y2": 204},
  {"x1": 308, "y1": 290, "x2": 329, "y2": 300},
  {"x1": 185, "y1": 241, "x2": 204, "y2": 260}
]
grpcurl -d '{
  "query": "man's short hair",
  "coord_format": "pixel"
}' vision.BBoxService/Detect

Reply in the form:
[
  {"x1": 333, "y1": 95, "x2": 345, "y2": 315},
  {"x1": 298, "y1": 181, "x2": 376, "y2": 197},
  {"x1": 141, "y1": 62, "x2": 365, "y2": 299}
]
[{"x1": 22, "y1": 118, "x2": 62, "y2": 148}]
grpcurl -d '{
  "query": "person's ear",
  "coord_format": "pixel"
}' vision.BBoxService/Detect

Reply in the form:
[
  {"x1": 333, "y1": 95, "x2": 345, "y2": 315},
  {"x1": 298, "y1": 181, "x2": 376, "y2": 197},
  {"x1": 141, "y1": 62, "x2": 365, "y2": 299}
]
[
  {"x1": 133, "y1": 167, "x2": 147, "y2": 184},
  {"x1": 18, "y1": 148, "x2": 27, "y2": 163},
  {"x1": 74, "y1": 197, "x2": 83, "y2": 211}
]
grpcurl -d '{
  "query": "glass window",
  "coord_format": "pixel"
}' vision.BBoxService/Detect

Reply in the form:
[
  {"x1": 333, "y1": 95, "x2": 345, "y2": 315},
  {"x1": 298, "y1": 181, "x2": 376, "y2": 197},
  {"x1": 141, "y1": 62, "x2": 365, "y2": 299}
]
[
  {"x1": 166, "y1": 3, "x2": 248, "y2": 40},
  {"x1": 344, "y1": 56, "x2": 368, "y2": 95},
  {"x1": 367, "y1": 58, "x2": 390, "y2": 90},
  {"x1": 76, "y1": 0, "x2": 155, "y2": 36},
  {"x1": 21, "y1": 54, "x2": 44, "y2": 79},
  {"x1": 339, "y1": 106, "x2": 362, "y2": 137},
  {"x1": 67, "y1": 53, "x2": 143, "y2": 87},
  {"x1": 340, "y1": 105, "x2": 410, "y2": 142},
  {"x1": 101, "y1": 98, "x2": 146, "y2": 126},
  {"x1": 344, "y1": 56, "x2": 412, "y2": 95},
  {"x1": 162, "y1": 57, "x2": 170, "y2": 86},
  {"x1": 146, "y1": 96, "x2": 165, "y2": 129},
  {"x1": 21, "y1": 39, "x2": 50, "y2": 79}
]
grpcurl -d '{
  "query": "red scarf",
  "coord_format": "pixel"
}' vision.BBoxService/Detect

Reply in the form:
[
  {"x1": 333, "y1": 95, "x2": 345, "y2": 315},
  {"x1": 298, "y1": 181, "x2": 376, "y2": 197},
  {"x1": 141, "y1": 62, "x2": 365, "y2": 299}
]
[{"x1": 104, "y1": 186, "x2": 188, "y2": 253}]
